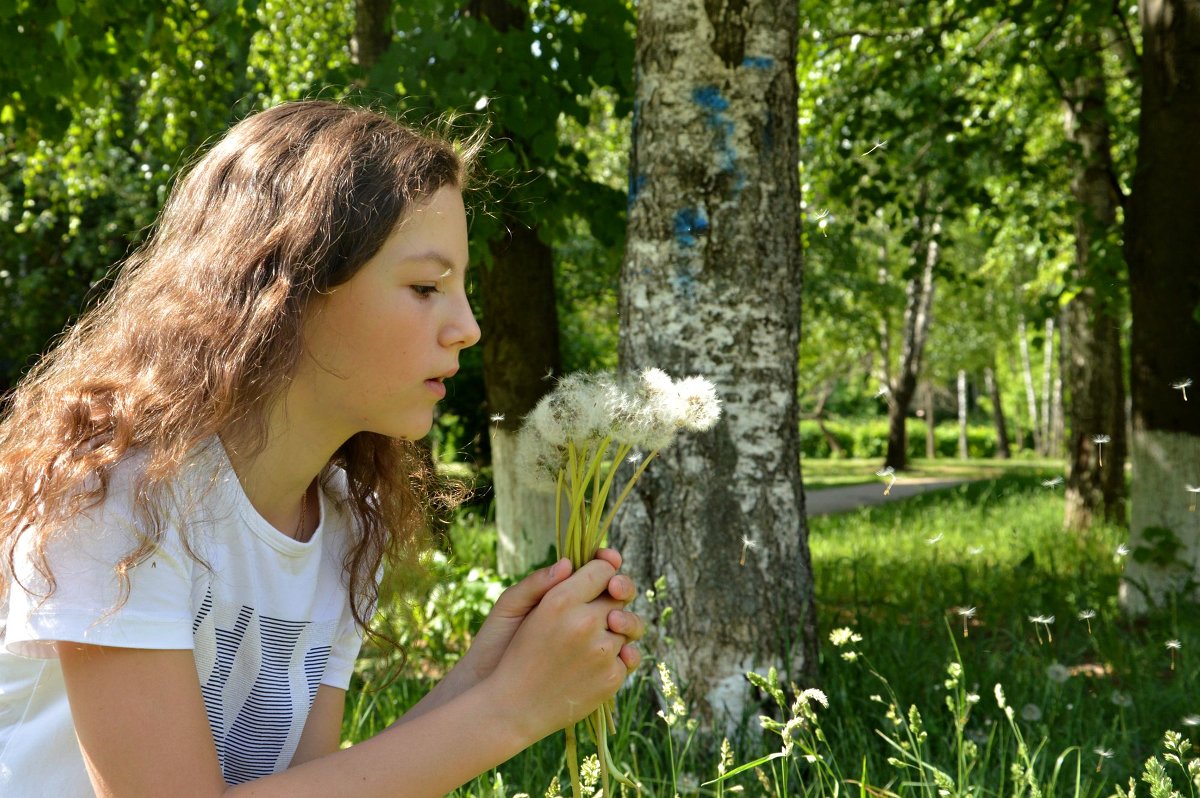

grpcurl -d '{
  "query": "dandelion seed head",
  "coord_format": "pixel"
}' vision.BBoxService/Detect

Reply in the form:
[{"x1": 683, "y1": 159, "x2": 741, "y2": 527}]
[
  {"x1": 957, "y1": 606, "x2": 977, "y2": 618},
  {"x1": 1092, "y1": 433, "x2": 1111, "y2": 445},
  {"x1": 1028, "y1": 615, "x2": 1055, "y2": 626},
  {"x1": 1020, "y1": 703, "x2": 1042, "y2": 722},
  {"x1": 1046, "y1": 663, "x2": 1070, "y2": 684},
  {"x1": 1110, "y1": 691, "x2": 1133, "y2": 708},
  {"x1": 1115, "y1": 543, "x2": 1131, "y2": 557},
  {"x1": 740, "y1": 535, "x2": 759, "y2": 551},
  {"x1": 1094, "y1": 747, "x2": 1114, "y2": 760},
  {"x1": 1166, "y1": 639, "x2": 1183, "y2": 650},
  {"x1": 675, "y1": 375, "x2": 722, "y2": 432},
  {"x1": 1172, "y1": 378, "x2": 1193, "y2": 390},
  {"x1": 489, "y1": 413, "x2": 505, "y2": 423},
  {"x1": 1078, "y1": 609, "x2": 1096, "y2": 621}
]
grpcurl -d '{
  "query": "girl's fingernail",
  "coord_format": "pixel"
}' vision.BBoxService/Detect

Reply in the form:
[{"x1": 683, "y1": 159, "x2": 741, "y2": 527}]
[{"x1": 550, "y1": 558, "x2": 568, "y2": 579}]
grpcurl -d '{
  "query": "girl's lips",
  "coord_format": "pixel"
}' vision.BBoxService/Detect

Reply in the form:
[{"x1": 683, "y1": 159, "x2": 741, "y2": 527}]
[{"x1": 425, "y1": 379, "x2": 446, "y2": 399}]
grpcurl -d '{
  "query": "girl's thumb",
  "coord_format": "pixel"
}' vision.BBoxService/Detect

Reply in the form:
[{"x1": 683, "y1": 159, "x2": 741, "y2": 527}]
[{"x1": 496, "y1": 558, "x2": 572, "y2": 616}]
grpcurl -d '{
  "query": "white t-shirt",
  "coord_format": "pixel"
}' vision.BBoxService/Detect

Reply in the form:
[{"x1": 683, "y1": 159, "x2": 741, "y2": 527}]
[{"x1": 0, "y1": 440, "x2": 367, "y2": 795}]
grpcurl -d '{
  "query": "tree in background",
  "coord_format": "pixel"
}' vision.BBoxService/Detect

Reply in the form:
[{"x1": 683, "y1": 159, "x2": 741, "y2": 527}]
[
  {"x1": 1123, "y1": 0, "x2": 1200, "y2": 613},
  {"x1": 615, "y1": 0, "x2": 816, "y2": 726}
]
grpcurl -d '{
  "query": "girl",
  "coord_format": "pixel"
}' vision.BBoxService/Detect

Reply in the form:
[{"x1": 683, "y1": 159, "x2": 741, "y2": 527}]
[{"x1": 0, "y1": 99, "x2": 644, "y2": 797}]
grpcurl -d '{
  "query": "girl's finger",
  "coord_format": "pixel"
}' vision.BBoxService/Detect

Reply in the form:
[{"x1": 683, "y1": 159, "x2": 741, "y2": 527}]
[
  {"x1": 607, "y1": 609, "x2": 646, "y2": 642},
  {"x1": 619, "y1": 643, "x2": 641, "y2": 672}
]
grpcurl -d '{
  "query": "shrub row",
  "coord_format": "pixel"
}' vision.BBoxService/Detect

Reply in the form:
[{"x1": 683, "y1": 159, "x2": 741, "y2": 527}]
[{"x1": 799, "y1": 418, "x2": 1005, "y2": 459}]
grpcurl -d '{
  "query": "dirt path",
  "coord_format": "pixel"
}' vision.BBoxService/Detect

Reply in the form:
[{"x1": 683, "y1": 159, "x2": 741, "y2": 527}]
[{"x1": 805, "y1": 477, "x2": 980, "y2": 516}]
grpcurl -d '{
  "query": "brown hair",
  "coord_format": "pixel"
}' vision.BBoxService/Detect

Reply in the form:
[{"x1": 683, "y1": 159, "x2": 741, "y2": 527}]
[{"x1": 0, "y1": 99, "x2": 482, "y2": 653}]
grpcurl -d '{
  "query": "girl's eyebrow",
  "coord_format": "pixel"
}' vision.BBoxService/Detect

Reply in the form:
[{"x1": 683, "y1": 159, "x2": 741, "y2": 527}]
[{"x1": 406, "y1": 250, "x2": 461, "y2": 278}]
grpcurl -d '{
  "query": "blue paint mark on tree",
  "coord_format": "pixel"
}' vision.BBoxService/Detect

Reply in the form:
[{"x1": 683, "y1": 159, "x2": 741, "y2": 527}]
[
  {"x1": 691, "y1": 85, "x2": 744, "y2": 191},
  {"x1": 674, "y1": 207, "x2": 709, "y2": 247},
  {"x1": 742, "y1": 56, "x2": 774, "y2": 69},
  {"x1": 628, "y1": 173, "x2": 647, "y2": 210}
]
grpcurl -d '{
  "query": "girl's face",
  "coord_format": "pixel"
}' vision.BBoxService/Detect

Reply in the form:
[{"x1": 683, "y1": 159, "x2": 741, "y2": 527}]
[{"x1": 294, "y1": 186, "x2": 481, "y2": 442}]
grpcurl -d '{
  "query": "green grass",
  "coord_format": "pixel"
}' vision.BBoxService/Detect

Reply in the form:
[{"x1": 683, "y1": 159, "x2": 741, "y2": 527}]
[
  {"x1": 346, "y1": 460, "x2": 1200, "y2": 797},
  {"x1": 801, "y1": 455, "x2": 1063, "y2": 490}
]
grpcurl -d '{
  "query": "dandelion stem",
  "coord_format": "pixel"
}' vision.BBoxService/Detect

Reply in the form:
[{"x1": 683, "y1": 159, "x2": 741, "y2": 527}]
[
  {"x1": 598, "y1": 449, "x2": 661, "y2": 542},
  {"x1": 565, "y1": 724, "x2": 582, "y2": 798}
]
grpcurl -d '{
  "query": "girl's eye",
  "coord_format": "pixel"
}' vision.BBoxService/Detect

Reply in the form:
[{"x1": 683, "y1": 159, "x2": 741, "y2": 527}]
[{"x1": 412, "y1": 284, "x2": 440, "y2": 298}]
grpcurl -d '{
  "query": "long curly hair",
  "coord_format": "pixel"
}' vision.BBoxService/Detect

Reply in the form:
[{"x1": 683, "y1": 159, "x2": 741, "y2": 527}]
[{"x1": 0, "y1": 99, "x2": 481, "y2": 649}]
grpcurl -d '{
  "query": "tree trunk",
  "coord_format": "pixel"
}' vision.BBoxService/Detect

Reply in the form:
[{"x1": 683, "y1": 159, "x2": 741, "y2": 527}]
[
  {"x1": 924, "y1": 382, "x2": 936, "y2": 459},
  {"x1": 481, "y1": 222, "x2": 563, "y2": 575},
  {"x1": 985, "y1": 364, "x2": 1011, "y2": 458},
  {"x1": 957, "y1": 370, "x2": 969, "y2": 459},
  {"x1": 615, "y1": 0, "x2": 815, "y2": 728},
  {"x1": 1040, "y1": 317, "x2": 1055, "y2": 453},
  {"x1": 1062, "y1": 32, "x2": 1128, "y2": 529},
  {"x1": 1017, "y1": 314, "x2": 1042, "y2": 454},
  {"x1": 351, "y1": 0, "x2": 392, "y2": 72},
  {"x1": 468, "y1": 0, "x2": 564, "y2": 576},
  {"x1": 1123, "y1": 0, "x2": 1200, "y2": 612},
  {"x1": 883, "y1": 219, "x2": 938, "y2": 471}
]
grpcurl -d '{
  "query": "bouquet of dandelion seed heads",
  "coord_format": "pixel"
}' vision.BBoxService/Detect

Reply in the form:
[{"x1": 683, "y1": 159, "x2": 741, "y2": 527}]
[{"x1": 516, "y1": 367, "x2": 721, "y2": 798}]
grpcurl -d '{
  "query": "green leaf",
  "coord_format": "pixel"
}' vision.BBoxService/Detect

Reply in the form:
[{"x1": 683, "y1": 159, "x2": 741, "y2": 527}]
[
  {"x1": 56, "y1": 0, "x2": 75, "y2": 16},
  {"x1": 701, "y1": 751, "x2": 787, "y2": 786}
]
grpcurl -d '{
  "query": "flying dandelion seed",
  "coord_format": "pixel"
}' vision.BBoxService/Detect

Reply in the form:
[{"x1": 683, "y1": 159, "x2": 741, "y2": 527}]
[
  {"x1": 1173, "y1": 378, "x2": 1192, "y2": 401},
  {"x1": 1167, "y1": 639, "x2": 1182, "y2": 670},
  {"x1": 967, "y1": 545, "x2": 985, "y2": 556},
  {"x1": 1078, "y1": 609, "x2": 1096, "y2": 634},
  {"x1": 739, "y1": 535, "x2": 759, "y2": 567},
  {"x1": 1041, "y1": 476, "x2": 1064, "y2": 488},
  {"x1": 956, "y1": 606, "x2": 976, "y2": 637},
  {"x1": 1187, "y1": 484, "x2": 1200, "y2": 512},
  {"x1": 1110, "y1": 691, "x2": 1133, "y2": 709},
  {"x1": 813, "y1": 208, "x2": 831, "y2": 237},
  {"x1": 861, "y1": 139, "x2": 888, "y2": 157},
  {"x1": 490, "y1": 413, "x2": 506, "y2": 423},
  {"x1": 1091, "y1": 434, "x2": 1111, "y2": 467},
  {"x1": 1183, "y1": 714, "x2": 1200, "y2": 727},
  {"x1": 1028, "y1": 614, "x2": 1055, "y2": 644},
  {"x1": 1046, "y1": 663, "x2": 1070, "y2": 684},
  {"x1": 876, "y1": 466, "x2": 896, "y2": 496},
  {"x1": 926, "y1": 533, "x2": 944, "y2": 545},
  {"x1": 627, "y1": 452, "x2": 643, "y2": 465},
  {"x1": 1115, "y1": 543, "x2": 1130, "y2": 558},
  {"x1": 874, "y1": 385, "x2": 890, "y2": 399},
  {"x1": 1094, "y1": 747, "x2": 1114, "y2": 772}
]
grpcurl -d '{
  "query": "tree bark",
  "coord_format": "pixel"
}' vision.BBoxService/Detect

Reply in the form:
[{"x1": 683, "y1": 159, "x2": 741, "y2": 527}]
[
  {"x1": 924, "y1": 382, "x2": 936, "y2": 459},
  {"x1": 1040, "y1": 317, "x2": 1055, "y2": 453},
  {"x1": 615, "y1": 0, "x2": 815, "y2": 727},
  {"x1": 351, "y1": 0, "x2": 392, "y2": 71},
  {"x1": 1061, "y1": 32, "x2": 1128, "y2": 529},
  {"x1": 1123, "y1": 0, "x2": 1200, "y2": 612},
  {"x1": 957, "y1": 370, "x2": 969, "y2": 459},
  {"x1": 1017, "y1": 314, "x2": 1042, "y2": 454},
  {"x1": 481, "y1": 221, "x2": 562, "y2": 575},
  {"x1": 985, "y1": 364, "x2": 1011, "y2": 458},
  {"x1": 884, "y1": 218, "x2": 938, "y2": 471}
]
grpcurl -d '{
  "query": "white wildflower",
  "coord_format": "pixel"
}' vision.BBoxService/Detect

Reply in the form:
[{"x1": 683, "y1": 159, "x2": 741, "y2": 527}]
[
  {"x1": 829, "y1": 627, "x2": 863, "y2": 647},
  {"x1": 994, "y1": 684, "x2": 1007, "y2": 709}
]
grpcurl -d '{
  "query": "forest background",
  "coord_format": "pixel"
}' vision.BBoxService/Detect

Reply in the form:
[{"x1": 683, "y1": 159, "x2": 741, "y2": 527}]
[{"x1": 4, "y1": 1, "x2": 1200, "y2": 795}]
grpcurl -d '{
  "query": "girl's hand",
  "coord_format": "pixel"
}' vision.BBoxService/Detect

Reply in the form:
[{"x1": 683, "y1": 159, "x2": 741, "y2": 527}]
[
  {"x1": 461, "y1": 549, "x2": 644, "y2": 685},
  {"x1": 483, "y1": 557, "x2": 642, "y2": 742}
]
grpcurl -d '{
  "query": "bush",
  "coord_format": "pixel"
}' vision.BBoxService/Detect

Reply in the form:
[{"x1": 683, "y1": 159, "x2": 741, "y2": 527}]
[{"x1": 800, "y1": 417, "x2": 1003, "y2": 459}]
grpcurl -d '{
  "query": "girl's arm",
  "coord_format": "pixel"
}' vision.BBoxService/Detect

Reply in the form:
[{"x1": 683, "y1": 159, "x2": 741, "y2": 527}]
[{"x1": 58, "y1": 558, "x2": 632, "y2": 798}]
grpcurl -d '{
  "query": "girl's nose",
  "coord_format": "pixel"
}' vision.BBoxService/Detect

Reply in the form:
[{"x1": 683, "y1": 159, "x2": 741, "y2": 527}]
[{"x1": 447, "y1": 293, "x2": 481, "y2": 350}]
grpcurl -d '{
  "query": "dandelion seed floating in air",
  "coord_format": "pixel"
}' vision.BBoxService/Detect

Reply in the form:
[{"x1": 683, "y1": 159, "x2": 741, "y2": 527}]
[
  {"x1": 967, "y1": 545, "x2": 985, "y2": 556},
  {"x1": 490, "y1": 413, "x2": 505, "y2": 423},
  {"x1": 813, "y1": 208, "x2": 831, "y2": 237},
  {"x1": 1094, "y1": 747, "x2": 1114, "y2": 772},
  {"x1": 1183, "y1": 714, "x2": 1200, "y2": 727},
  {"x1": 861, "y1": 139, "x2": 888, "y2": 157},
  {"x1": 1041, "y1": 476, "x2": 1064, "y2": 488},
  {"x1": 874, "y1": 385, "x2": 890, "y2": 399},
  {"x1": 1028, "y1": 614, "x2": 1055, "y2": 644},
  {"x1": 926, "y1": 533, "x2": 944, "y2": 545},
  {"x1": 1046, "y1": 663, "x2": 1070, "y2": 684},
  {"x1": 1115, "y1": 543, "x2": 1130, "y2": 558},
  {"x1": 1091, "y1": 434, "x2": 1111, "y2": 467},
  {"x1": 1166, "y1": 639, "x2": 1182, "y2": 670},
  {"x1": 1078, "y1": 609, "x2": 1096, "y2": 634},
  {"x1": 1173, "y1": 378, "x2": 1193, "y2": 401},
  {"x1": 739, "y1": 535, "x2": 759, "y2": 566},
  {"x1": 956, "y1": 606, "x2": 976, "y2": 637},
  {"x1": 876, "y1": 466, "x2": 897, "y2": 496},
  {"x1": 1187, "y1": 484, "x2": 1200, "y2": 512}
]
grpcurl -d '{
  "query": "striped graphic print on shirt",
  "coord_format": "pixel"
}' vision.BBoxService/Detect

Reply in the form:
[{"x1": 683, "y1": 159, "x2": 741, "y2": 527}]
[{"x1": 192, "y1": 588, "x2": 335, "y2": 784}]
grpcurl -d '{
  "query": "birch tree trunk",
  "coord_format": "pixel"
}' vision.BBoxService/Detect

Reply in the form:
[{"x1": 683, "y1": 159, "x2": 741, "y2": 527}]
[
  {"x1": 1040, "y1": 318, "x2": 1055, "y2": 451},
  {"x1": 924, "y1": 382, "x2": 936, "y2": 459},
  {"x1": 883, "y1": 219, "x2": 938, "y2": 471},
  {"x1": 1062, "y1": 33, "x2": 1128, "y2": 529},
  {"x1": 615, "y1": 0, "x2": 816, "y2": 727},
  {"x1": 957, "y1": 370, "x2": 969, "y2": 459},
  {"x1": 1123, "y1": 0, "x2": 1200, "y2": 612},
  {"x1": 1017, "y1": 314, "x2": 1042, "y2": 454}
]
